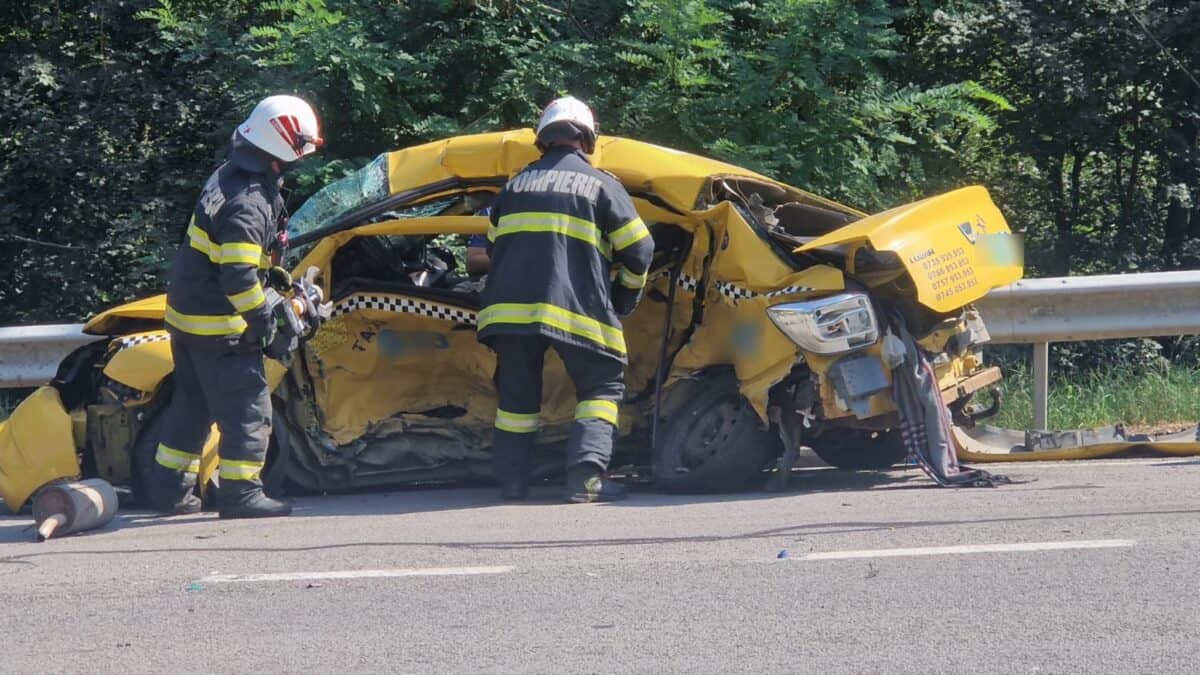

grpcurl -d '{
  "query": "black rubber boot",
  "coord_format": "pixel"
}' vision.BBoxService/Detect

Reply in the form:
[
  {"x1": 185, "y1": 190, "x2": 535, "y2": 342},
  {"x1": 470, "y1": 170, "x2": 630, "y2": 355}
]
[
  {"x1": 219, "y1": 484, "x2": 292, "y2": 519},
  {"x1": 494, "y1": 440, "x2": 532, "y2": 501},
  {"x1": 500, "y1": 479, "x2": 529, "y2": 501},
  {"x1": 150, "y1": 491, "x2": 201, "y2": 516},
  {"x1": 147, "y1": 469, "x2": 202, "y2": 516},
  {"x1": 564, "y1": 463, "x2": 627, "y2": 503}
]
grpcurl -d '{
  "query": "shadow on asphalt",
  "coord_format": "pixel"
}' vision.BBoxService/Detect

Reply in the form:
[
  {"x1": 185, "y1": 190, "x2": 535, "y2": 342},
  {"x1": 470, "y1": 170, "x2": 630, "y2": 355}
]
[
  {"x1": 0, "y1": 467, "x2": 931, "y2": 545},
  {"x1": 7, "y1": 502, "x2": 1200, "y2": 561}
]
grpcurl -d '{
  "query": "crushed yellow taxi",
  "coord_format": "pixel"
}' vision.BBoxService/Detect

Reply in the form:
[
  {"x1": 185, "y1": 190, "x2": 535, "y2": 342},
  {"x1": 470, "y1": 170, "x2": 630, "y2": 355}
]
[{"x1": 2, "y1": 130, "x2": 1033, "y2": 510}]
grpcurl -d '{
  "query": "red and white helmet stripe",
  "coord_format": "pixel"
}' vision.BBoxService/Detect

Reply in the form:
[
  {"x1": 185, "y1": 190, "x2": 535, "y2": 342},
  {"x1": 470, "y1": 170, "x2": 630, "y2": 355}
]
[{"x1": 239, "y1": 95, "x2": 323, "y2": 162}]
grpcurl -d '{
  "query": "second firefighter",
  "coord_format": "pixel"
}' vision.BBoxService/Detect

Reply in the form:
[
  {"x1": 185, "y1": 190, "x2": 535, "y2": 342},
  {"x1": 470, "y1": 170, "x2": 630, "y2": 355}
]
[{"x1": 478, "y1": 95, "x2": 654, "y2": 503}]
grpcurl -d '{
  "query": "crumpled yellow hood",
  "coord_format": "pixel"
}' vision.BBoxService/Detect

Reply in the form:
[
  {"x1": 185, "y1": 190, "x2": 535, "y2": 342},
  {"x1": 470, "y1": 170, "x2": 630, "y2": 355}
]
[
  {"x1": 799, "y1": 185, "x2": 1023, "y2": 312},
  {"x1": 83, "y1": 294, "x2": 166, "y2": 336}
]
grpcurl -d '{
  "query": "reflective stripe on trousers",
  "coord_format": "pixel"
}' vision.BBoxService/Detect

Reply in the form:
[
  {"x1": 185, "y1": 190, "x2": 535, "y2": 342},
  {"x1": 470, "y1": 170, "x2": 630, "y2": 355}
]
[
  {"x1": 495, "y1": 408, "x2": 540, "y2": 434},
  {"x1": 575, "y1": 399, "x2": 618, "y2": 426},
  {"x1": 219, "y1": 458, "x2": 264, "y2": 482},
  {"x1": 156, "y1": 443, "x2": 201, "y2": 474}
]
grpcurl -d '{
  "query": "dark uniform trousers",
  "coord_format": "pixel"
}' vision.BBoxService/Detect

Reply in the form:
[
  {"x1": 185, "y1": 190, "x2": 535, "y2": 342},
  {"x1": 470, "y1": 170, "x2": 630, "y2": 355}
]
[
  {"x1": 150, "y1": 153, "x2": 283, "y2": 505},
  {"x1": 152, "y1": 338, "x2": 272, "y2": 497},
  {"x1": 491, "y1": 334, "x2": 625, "y2": 484}
]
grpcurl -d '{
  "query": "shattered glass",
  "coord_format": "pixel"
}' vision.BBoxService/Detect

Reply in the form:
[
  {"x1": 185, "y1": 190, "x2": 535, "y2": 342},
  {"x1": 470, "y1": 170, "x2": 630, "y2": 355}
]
[{"x1": 287, "y1": 153, "x2": 390, "y2": 240}]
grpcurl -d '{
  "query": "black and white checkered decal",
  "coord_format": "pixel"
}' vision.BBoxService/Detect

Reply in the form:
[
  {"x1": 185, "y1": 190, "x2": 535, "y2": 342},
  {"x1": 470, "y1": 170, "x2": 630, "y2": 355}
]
[
  {"x1": 333, "y1": 293, "x2": 478, "y2": 325},
  {"x1": 716, "y1": 280, "x2": 813, "y2": 302},
  {"x1": 109, "y1": 332, "x2": 171, "y2": 354},
  {"x1": 676, "y1": 273, "x2": 700, "y2": 293},
  {"x1": 663, "y1": 271, "x2": 808, "y2": 301}
]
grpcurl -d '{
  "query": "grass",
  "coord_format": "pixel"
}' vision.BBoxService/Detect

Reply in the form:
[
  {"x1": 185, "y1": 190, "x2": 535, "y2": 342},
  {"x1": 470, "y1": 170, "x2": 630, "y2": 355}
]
[{"x1": 991, "y1": 364, "x2": 1200, "y2": 431}]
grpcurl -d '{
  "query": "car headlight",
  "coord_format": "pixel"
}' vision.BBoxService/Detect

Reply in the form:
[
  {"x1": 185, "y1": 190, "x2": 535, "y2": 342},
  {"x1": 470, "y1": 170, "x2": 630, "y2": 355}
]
[{"x1": 767, "y1": 292, "x2": 879, "y2": 354}]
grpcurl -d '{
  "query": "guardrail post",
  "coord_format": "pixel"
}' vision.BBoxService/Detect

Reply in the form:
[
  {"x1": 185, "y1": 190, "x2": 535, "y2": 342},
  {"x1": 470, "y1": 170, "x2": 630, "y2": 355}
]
[{"x1": 1032, "y1": 341, "x2": 1049, "y2": 430}]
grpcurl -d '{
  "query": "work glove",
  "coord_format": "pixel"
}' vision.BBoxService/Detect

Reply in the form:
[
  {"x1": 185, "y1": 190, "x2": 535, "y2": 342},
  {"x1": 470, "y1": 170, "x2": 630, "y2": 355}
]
[{"x1": 266, "y1": 265, "x2": 293, "y2": 292}]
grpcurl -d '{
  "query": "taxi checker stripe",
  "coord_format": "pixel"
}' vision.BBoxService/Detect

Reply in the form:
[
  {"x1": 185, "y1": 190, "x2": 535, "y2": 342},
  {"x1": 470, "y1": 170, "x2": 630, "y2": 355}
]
[
  {"x1": 332, "y1": 294, "x2": 478, "y2": 325},
  {"x1": 219, "y1": 458, "x2": 264, "y2": 481},
  {"x1": 609, "y1": 217, "x2": 650, "y2": 251},
  {"x1": 227, "y1": 283, "x2": 267, "y2": 312},
  {"x1": 109, "y1": 332, "x2": 171, "y2": 354},
  {"x1": 495, "y1": 409, "x2": 539, "y2": 433},
  {"x1": 478, "y1": 303, "x2": 626, "y2": 355},
  {"x1": 617, "y1": 266, "x2": 648, "y2": 290},
  {"x1": 493, "y1": 212, "x2": 612, "y2": 259},
  {"x1": 165, "y1": 306, "x2": 247, "y2": 336},
  {"x1": 715, "y1": 280, "x2": 815, "y2": 301},
  {"x1": 187, "y1": 223, "x2": 263, "y2": 266},
  {"x1": 575, "y1": 399, "x2": 618, "y2": 425},
  {"x1": 155, "y1": 444, "x2": 200, "y2": 473}
]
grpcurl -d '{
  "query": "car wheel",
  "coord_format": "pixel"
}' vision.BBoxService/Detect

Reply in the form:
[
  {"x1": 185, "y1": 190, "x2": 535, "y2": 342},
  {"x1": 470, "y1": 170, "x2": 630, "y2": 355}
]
[
  {"x1": 128, "y1": 402, "x2": 168, "y2": 508},
  {"x1": 652, "y1": 371, "x2": 781, "y2": 493},
  {"x1": 810, "y1": 428, "x2": 909, "y2": 469}
]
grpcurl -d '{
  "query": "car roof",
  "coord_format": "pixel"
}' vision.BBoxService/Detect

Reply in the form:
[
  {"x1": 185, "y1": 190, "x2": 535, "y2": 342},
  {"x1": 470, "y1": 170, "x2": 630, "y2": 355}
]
[{"x1": 380, "y1": 128, "x2": 850, "y2": 216}]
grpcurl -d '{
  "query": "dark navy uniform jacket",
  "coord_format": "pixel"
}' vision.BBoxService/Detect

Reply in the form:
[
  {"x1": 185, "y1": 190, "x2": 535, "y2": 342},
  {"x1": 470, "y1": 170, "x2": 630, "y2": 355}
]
[
  {"x1": 165, "y1": 151, "x2": 284, "y2": 347},
  {"x1": 479, "y1": 147, "x2": 655, "y2": 362}
]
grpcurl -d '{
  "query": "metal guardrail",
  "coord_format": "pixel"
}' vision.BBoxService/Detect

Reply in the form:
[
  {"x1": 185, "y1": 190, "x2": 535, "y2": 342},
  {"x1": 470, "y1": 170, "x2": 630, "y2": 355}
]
[
  {"x1": 0, "y1": 324, "x2": 98, "y2": 389},
  {"x1": 2, "y1": 272, "x2": 1198, "y2": 430},
  {"x1": 975, "y1": 271, "x2": 1200, "y2": 429}
]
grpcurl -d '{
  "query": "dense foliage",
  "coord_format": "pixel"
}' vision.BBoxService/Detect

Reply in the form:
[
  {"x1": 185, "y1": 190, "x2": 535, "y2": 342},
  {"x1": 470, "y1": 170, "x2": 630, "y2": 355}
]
[{"x1": 2, "y1": 1, "x2": 1198, "y2": 370}]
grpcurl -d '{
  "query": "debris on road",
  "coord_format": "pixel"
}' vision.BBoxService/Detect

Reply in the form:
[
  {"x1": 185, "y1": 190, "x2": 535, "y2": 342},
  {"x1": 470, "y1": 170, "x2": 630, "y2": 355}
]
[{"x1": 32, "y1": 478, "x2": 118, "y2": 542}]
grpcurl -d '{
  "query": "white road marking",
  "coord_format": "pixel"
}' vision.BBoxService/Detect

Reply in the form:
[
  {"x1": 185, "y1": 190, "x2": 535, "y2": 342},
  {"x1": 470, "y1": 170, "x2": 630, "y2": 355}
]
[
  {"x1": 198, "y1": 565, "x2": 514, "y2": 584},
  {"x1": 988, "y1": 458, "x2": 1199, "y2": 469},
  {"x1": 800, "y1": 539, "x2": 1136, "y2": 561}
]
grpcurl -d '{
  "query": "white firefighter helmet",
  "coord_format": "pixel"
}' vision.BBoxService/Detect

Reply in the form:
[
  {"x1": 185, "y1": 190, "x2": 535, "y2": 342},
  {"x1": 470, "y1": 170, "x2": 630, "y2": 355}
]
[
  {"x1": 237, "y1": 95, "x2": 323, "y2": 163},
  {"x1": 535, "y1": 95, "x2": 597, "y2": 154}
]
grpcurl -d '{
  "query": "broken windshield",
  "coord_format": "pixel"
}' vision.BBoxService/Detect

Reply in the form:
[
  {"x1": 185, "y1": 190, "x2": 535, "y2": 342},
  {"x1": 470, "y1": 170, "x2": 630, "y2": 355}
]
[{"x1": 287, "y1": 153, "x2": 391, "y2": 241}]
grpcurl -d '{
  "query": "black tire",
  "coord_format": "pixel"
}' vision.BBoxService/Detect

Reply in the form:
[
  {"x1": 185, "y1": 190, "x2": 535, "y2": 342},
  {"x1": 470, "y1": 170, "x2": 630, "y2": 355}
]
[
  {"x1": 129, "y1": 395, "x2": 170, "y2": 508},
  {"x1": 652, "y1": 371, "x2": 782, "y2": 493},
  {"x1": 810, "y1": 428, "x2": 908, "y2": 469}
]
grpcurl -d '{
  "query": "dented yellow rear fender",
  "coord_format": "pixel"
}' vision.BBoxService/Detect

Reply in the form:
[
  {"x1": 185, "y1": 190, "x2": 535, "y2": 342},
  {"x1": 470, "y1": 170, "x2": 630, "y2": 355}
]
[{"x1": 0, "y1": 387, "x2": 82, "y2": 512}]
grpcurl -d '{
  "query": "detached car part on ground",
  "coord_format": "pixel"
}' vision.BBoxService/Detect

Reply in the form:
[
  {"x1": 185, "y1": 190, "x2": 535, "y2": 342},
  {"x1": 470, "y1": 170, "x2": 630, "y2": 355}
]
[{"x1": 5, "y1": 130, "x2": 1198, "y2": 512}]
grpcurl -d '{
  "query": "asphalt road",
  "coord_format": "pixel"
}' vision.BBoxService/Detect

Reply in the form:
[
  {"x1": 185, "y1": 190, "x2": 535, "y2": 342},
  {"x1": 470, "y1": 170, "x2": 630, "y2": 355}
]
[{"x1": 3, "y1": 457, "x2": 1199, "y2": 674}]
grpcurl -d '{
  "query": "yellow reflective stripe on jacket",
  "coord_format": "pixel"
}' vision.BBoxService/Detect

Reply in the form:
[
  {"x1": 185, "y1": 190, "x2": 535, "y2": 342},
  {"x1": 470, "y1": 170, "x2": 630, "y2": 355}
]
[
  {"x1": 609, "y1": 217, "x2": 650, "y2": 251},
  {"x1": 219, "y1": 241, "x2": 262, "y2": 266},
  {"x1": 165, "y1": 305, "x2": 248, "y2": 336},
  {"x1": 575, "y1": 399, "x2": 618, "y2": 425},
  {"x1": 219, "y1": 458, "x2": 264, "y2": 482},
  {"x1": 188, "y1": 222, "x2": 219, "y2": 263},
  {"x1": 186, "y1": 221, "x2": 264, "y2": 266},
  {"x1": 479, "y1": 303, "x2": 626, "y2": 354},
  {"x1": 617, "y1": 266, "x2": 648, "y2": 290},
  {"x1": 227, "y1": 283, "x2": 266, "y2": 313},
  {"x1": 495, "y1": 409, "x2": 540, "y2": 434},
  {"x1": 494, "y1": 212, "x2": 612, "y2": 259},
  {"x1": 155, "y1": 443, "x2": 201, "y2": 474}
]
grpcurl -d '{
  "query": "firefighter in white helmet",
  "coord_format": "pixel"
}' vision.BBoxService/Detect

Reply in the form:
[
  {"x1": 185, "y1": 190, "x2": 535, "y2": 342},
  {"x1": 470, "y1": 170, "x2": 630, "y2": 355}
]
[
  {"x1": 478, "y1": 95, "x2": 654, "y2": 502},
  {"x1": 148, "y1": 95, "x2": 323, "y2": 519}
]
